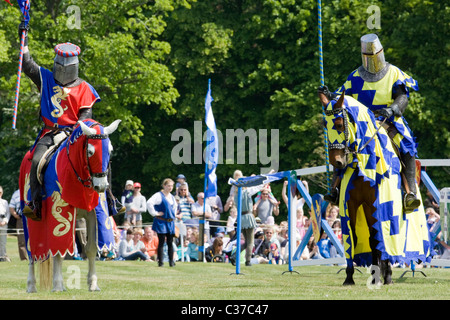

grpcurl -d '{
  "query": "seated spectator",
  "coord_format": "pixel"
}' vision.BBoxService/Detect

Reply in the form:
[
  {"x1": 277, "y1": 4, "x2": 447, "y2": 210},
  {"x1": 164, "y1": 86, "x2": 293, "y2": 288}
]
[
  {"x1": 177, "y1": 237, "x2": 190, "y2": 262},
  {"x1": 118, "y1": 229, "x2": 150, "y2": 261},
  {"x1": 142, "y1": 226, "x2": 158, "y2": 261},
  {"x1": 269, "y1": 242, "x2": 282, "y2": 265},
  {"x1": 205, "y1": 237, "x2": 226, "y2": 262},
  {"x1": 186, "y1": 231, "x2": 199, "y2": 262},
  {"x1": 317, "y1": 233, "x2": 331, "y2": 259},
  {"x1": 307, "y1": 237, "x2": 323, "y2": 260},
  {"x1": 426, "y1": 207, "x2": 440, "y2": 229},
  {"x1": 326, "y1": 204, "x2": 339, "y2": 227}
]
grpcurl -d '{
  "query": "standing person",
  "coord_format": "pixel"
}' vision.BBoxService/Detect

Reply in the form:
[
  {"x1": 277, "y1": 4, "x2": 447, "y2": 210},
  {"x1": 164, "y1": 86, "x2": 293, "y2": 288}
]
[
  {"x1": 321, "y1": 33, "x2": 421, "y2": 210},
  {"x1": 9, "y1": 189, "x2": 28, "y2": 260},
  {"x1": 147, "y1": 178, "x2": 178, "y2": 267},
  {"x1": 205, "y1": 194, "x2": 223, "y2": 238},
  {"x1": 192, "y1": 192, "x2": 212, "y2": 242},
  {"x1": 0, "y1": 187, "x2": 10, "y2": 262},
  {"x1": 176, "y1": 182, "x2": 194, "y2": 222},
  {"x1": 19, "y1": 21, "x2": 101, "y2": 220},
  {"x1": 121, "y1": 180, "x2": 134, "y2": 214},
  {"x1": 253, "y1": 185, "x2": 279, "y2": 224},
  {"x1": 126, "y1": 182, "x2": 146, "y2": 226},
  {"x1": 233, "y1": 182, "x2": 265, "y2": 266}
]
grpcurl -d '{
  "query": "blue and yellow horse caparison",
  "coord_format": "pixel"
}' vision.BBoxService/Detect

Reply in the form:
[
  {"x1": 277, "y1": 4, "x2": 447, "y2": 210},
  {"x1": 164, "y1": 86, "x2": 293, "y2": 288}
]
[{"x1": 319, "y1": 91, "x2": 434, "y2": 285}]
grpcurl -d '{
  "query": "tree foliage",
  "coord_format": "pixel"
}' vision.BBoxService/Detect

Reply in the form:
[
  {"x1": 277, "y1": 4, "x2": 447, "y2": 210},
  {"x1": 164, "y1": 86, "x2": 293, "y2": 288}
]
[{"x1": 0, "y1": 1, "x2": 448, "y2": 221}]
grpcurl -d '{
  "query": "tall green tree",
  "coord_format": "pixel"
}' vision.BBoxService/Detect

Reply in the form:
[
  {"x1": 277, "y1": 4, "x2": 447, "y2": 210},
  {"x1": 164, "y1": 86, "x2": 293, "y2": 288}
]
[{"x1": 0, "y1": 0, "x2": 448, "y2": 220}]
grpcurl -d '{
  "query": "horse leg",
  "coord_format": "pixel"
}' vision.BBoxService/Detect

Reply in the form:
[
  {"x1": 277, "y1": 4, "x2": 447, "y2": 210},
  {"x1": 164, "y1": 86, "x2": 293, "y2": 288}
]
[
  {"x1": 52, "y1": 254, "x2": 66, "y2": 292},
  {"x1": 343, "y1": 260, "x2": 356, "y2": 286},
  {"x1": 84, "y1": 209, "x2": 100, "y2": 291},
  {"x1": 342, "y1": 193, "x2": 359, "y2": 286},
  {"x1": 27, "y1": 261, "x2": 37, "y2": 293},
  {"x1": 380, "y1": 259, "x2": 393, "y2": 285}
]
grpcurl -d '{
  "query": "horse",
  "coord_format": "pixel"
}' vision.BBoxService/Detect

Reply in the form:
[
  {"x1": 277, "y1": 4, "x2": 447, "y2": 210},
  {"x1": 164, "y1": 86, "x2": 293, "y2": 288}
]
[
  {"x1": 319, "y1": 91, "x2": 433, "y2": 286},
  {"x1": 19, "y1": 119, "x2": 121, "y2": 292}
]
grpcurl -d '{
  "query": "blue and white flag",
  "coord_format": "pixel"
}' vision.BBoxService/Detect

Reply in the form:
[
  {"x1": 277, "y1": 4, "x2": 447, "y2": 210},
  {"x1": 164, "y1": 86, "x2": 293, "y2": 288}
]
[{"x1": 204, "y1": 79, "x2": 218, "y2": 197}]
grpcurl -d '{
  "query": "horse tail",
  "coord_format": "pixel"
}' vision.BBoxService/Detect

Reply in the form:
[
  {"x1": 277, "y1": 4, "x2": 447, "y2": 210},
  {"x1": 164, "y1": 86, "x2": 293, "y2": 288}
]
[{"x1": 39, "y1": 256, "x2": 53, "y2": 291}]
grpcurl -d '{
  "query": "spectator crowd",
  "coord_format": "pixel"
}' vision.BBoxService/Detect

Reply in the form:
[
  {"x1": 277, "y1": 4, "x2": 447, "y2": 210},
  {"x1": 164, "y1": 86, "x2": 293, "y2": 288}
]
[{"x1": 0, "y1": 171, "x2": 448, "y2": 267}]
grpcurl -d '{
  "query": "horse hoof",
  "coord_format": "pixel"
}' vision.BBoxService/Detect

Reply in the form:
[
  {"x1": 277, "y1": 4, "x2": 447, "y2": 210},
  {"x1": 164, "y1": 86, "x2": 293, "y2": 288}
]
[
  {"x1": 343, "y1": 280, "x2": 355, "y2": 286},
  {"x1": 27, "y1": 286, "x2": 37, "y2": 293},
  {"x1": 52, "y1": 286, "x2": 66, "y2": 292},
  {"x1": 89, "y1": 286, "x2": 101, "y2": 292}
]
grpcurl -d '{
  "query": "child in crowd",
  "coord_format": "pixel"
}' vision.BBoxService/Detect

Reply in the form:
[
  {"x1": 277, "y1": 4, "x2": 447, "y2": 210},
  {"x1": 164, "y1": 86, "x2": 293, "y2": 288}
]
[
  {"x1": 175, "y1": 174, "x2": 188, "y2": 193},
  {"x1": 177, "y1": 238, "x2": 190, "y2": 261},
  {"x1": 226, "y1": 206, "x2": 237, "y2": 239},
  {"x1": 269, "y1": 242, "x2": 282, "y2": 265},
  {"x1": 186, "y1": 231, "x2": 199, "y2": 261},
  {"x1": 121, "y1": 180, "x2": 134, "y2": 213}
]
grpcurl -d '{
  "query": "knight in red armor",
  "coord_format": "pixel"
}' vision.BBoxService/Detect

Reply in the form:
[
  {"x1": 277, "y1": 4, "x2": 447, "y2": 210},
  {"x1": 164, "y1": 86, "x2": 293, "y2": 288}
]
[{"x1": 19, "y1": 22, "x2": 105, "y2": 220}]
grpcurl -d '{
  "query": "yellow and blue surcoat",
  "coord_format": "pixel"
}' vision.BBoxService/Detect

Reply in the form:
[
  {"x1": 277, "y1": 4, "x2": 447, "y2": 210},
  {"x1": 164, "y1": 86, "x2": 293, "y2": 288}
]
[
  {"x1": 325, "y1": 96, "x2": 433, "y2": 265},
  {"x1": 336, "y1": 65, "x2": 419, "y2": 156}
]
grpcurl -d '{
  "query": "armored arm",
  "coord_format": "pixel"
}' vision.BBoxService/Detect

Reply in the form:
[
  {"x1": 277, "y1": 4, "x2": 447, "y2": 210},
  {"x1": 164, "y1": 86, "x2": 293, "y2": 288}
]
[
  {"x1": 377, "y1": 86, "x2": 408, "y2": 118},
  {"x1": 317, "y1": 85, "x2": 338, "y2": 101},
  {"x1": 19, "y1": 22, "x2": 41, "y2": 88},
  {"x1": 78, "y1": 107, "x2": 92, "y2": 121},
  {"x1": 389, "y1": 86, "x2": 408, "y2": 116}
]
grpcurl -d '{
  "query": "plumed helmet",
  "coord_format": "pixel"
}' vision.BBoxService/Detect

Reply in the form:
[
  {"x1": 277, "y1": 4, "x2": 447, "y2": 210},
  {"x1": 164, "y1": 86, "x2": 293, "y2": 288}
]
[
  {"x1": 53, "y1": 42, "x2": 80, "y2": 86},
  {"x1": 360, "y1": 34, "x2": 386, "y2": 74}
]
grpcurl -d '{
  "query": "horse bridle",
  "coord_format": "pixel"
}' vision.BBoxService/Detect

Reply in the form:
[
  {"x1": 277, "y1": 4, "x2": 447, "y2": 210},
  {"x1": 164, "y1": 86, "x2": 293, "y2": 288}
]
[
  {"x1": 325, "y1": 105, "x2": 388, "y2": 161},
  {"x1": 325, "y1": 106, "x2": 354, "y2": 157},
  {"x1": 66, "y1": 123, "x2": 109, "y2": 188}
]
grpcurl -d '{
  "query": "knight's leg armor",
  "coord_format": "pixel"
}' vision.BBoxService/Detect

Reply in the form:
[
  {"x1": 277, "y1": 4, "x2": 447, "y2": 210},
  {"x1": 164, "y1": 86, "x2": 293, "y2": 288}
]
[
  {"x1": 23, "y1": 133, "x2": 54, "y2": 221},
  {"x1": 402, "y1": 152, "x2": 421, "y2": 210}
]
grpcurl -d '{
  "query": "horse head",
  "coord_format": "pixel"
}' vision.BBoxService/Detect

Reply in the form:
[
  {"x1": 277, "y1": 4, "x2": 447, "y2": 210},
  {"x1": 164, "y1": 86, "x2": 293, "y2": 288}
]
[
  {"x1": 318, "y1": 90, "x2": 350, "y2": 169},
  {"x1": 68, "y1": 119, "x2": 121, "y2": 193}
]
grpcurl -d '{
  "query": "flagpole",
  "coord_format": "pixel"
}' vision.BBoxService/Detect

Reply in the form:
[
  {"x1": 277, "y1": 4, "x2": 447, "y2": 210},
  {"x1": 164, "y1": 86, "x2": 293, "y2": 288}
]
[{"x1": 199, "y1": 79, "x2": 212, "y2": 262}]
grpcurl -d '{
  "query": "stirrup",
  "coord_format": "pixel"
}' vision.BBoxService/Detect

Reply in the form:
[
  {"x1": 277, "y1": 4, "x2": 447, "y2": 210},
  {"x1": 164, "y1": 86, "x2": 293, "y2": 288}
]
[
  {"x1": 115, "y1": 199, "x2": 126, "y2": 214},
  {"x1": 23, "y1": 201, "x2": 42, "y2": 221},
  {"x1": 404, "y1": 192, "x2": 421, "y2": 212}
]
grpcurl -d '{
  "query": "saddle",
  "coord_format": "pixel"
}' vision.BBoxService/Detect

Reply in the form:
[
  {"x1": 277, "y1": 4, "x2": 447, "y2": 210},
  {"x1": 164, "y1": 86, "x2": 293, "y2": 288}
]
[{"x1": 36, "y1": 130, "x2": 70, "y2": 185}]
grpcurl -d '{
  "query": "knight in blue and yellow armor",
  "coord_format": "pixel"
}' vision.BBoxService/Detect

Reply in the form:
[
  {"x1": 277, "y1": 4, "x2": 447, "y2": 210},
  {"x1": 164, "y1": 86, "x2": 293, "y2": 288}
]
[{"x1": 321, "y1": 34, "x2": 420, "y2": 210}]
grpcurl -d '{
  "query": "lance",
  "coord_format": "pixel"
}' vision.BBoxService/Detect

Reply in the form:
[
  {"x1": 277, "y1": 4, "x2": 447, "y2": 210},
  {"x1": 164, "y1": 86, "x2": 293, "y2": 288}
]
[{"x1": 6, "y1": 0, "x2": 31, "y2": 129}]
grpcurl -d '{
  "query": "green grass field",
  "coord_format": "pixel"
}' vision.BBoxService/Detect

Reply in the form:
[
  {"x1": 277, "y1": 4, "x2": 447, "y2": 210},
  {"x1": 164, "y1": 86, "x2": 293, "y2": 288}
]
[{"x1": 1, "y1": 236, "x2": 449, "y2": 300}]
